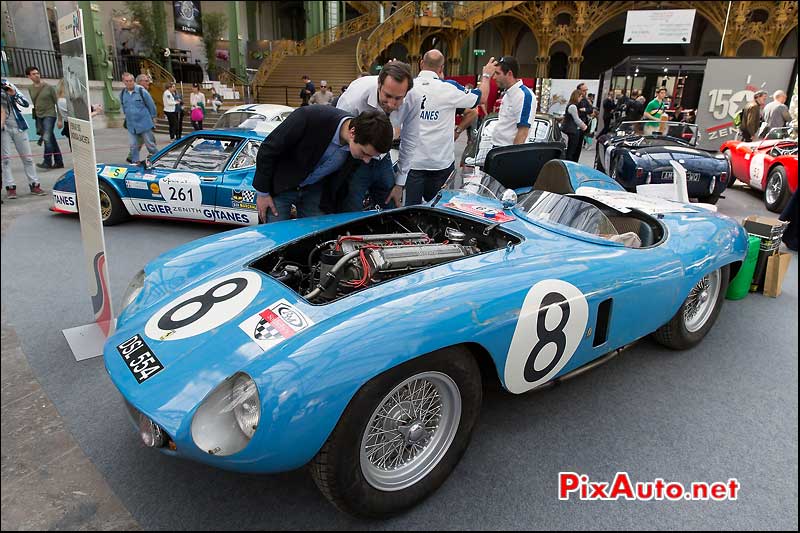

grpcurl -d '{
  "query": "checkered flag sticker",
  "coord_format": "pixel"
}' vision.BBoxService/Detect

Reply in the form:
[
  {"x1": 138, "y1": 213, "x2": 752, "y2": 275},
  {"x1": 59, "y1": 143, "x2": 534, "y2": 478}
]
[
  {"x1": 241, "y1": 190, "x2": 255, "y2": 202},
  {"x1": 254, "y1": 317, "x2": 282, "y2": 341},
  {"x1": 239, "y1": 299, "x2": 314, "y2": 351}
]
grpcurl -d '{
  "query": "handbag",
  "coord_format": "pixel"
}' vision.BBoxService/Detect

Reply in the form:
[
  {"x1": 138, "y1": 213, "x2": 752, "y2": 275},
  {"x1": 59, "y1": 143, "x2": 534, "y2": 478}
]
[{"x1": 191, "y1": 107, "x2": 204, "y2": 121}]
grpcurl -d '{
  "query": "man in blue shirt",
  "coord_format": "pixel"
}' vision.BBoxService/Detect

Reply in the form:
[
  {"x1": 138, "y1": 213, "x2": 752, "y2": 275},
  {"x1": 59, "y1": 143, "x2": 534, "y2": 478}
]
[
  {"x1": 254, "y1": 106, "x2": 393, "y2": 222},
  {"x1": 119, "y1": 72, "x2": 157, "y2": 164}
]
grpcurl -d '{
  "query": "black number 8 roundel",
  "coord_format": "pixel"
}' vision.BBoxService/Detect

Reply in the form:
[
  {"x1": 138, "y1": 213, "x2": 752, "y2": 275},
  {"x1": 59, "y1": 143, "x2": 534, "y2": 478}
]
[
  {"x1": 157, "y1": 278, "x2": 248, "y2": 331},
  {"x1": 524, "y1": 292, "x2": 570, "y2": 383},
  {"x1": 144, "y1": 270, "x2": 263, "y2": 342}
]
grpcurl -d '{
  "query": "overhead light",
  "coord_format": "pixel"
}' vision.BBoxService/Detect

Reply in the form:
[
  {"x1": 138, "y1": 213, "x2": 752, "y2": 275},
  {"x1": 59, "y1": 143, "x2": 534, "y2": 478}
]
[
  {"x1": 626, "y1": 75, "x2": 631, "y2": 80},
  {"x1": 663, "y1": 68, "x2": 668, "y2": 72}
]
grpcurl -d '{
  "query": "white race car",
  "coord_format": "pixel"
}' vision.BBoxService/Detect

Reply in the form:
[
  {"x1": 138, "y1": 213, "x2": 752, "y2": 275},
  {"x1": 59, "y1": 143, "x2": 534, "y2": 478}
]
[{"x1": 215, "y1": 104, "x2": 295, "y2": 134}]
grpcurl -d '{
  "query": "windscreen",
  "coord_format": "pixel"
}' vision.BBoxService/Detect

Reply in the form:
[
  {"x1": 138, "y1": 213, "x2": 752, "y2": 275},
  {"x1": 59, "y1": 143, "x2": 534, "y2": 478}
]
[{"x1": 516, "y1": 190, "x2": 618, "y2": 237}]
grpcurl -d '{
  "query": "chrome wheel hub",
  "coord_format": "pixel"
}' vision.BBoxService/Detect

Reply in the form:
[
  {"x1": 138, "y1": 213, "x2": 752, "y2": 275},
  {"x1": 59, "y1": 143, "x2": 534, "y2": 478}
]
[
  {"x1": 360, "y1": 372, "x2": 461, "y2": 491},
  {"x1": 684, "y1": 269, "x2": 721, "y2": 333}
]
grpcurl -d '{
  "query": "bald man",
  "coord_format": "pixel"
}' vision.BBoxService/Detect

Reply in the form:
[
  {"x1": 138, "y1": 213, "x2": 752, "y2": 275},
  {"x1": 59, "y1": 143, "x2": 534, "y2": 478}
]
[
  {"x1": 763, "y1": 90, "x2": 792, "y2": 133},
  {"x1": 405, "y1": 49, "x2": 495, "y2": 205}
]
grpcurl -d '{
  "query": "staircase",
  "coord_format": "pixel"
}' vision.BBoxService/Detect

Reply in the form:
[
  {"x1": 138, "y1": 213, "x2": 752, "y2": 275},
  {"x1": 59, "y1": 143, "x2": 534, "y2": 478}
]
[
  {"x1": 154, "y1": 82, "x2": 248, "y2": 134},
  {"x1": 255, "y1": 34, "x2": 364, "y2": 107}
]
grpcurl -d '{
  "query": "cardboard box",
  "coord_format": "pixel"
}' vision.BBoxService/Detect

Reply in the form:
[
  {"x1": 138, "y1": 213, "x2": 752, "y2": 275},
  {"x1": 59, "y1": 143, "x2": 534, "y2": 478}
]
[
  {"x1": 743, "y1": 216, "x2": 788, "y2": 243},
  {"x1": 763, "y1": 251, "x2": 793, "y2": 298}
]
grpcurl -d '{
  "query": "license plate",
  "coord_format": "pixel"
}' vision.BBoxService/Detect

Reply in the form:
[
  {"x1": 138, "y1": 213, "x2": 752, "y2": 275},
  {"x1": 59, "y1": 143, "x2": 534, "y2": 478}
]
[
  {"x1": 661, "y1": 171, "x2": 701, "y2": 182},
  {"x1": 116, "y1": 334, "x2": 164, "y2": 384}
]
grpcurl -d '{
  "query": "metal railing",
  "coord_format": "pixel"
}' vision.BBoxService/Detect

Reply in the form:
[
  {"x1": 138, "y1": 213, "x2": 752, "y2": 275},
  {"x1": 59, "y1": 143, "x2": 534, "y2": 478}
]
[
  {"x1": 254, "y1": 85, "x2": 305, "y2": 106},
  {"x1": 2, "y1": 46, "x2": 150, "y2": 82}
]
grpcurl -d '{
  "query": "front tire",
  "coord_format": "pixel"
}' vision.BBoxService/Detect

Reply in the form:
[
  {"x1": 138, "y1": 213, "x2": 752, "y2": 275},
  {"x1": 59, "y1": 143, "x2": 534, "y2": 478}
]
[
  {"x1": 99, "y1": 181, "x2": 130, "y2": 226},
  {"x1": 310, "y1": 347, "x2": 482, "y2": 519},
  {"x1": 764, "y1": 166, "x2": 789, "y2": 213},
  {"x1": 652, "y1": 265, "x2": 730, "y2": 350},
  {"x1": 722, "y1": 150, "x2": 737, "y2": 187}
]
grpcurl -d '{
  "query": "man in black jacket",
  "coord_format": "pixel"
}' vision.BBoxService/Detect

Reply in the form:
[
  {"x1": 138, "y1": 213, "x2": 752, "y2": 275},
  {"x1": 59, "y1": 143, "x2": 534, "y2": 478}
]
[{"x1": 254, "y1": 105, "x2": 393, "y2": 223}]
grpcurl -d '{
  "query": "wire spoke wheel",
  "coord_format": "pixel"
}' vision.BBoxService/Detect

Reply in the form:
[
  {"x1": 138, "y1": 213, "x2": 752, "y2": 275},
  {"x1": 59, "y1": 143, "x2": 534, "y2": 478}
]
[
  {"x1": 360, "y1": 371, "x2": 461, "y2": 492},
  {"x1": 99, "y1": 189, "x2": 112, "y2": 221},
  {"x1": 766, "y1": 172, "x2": 783, "y2": 206},
  {"x1": 683, "y1": 269, "x2": 721, "y2": 333}
]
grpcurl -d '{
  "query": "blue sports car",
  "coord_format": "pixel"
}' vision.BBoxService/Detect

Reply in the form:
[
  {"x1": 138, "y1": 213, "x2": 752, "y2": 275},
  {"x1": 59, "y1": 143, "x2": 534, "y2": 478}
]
[
  {"x1": 51, "y1": 129, "x2": 265, "y2": 226},
  {"x1": 104, "y1": 145, "x2": 747, "y2": 518}
]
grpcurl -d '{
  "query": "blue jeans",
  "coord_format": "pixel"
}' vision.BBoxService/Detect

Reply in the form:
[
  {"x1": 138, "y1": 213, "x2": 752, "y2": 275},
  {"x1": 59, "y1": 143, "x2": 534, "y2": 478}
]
[
  {"x1": 405, "y1": 163, "x2": 454, "y2": 205},
  {"x1": 127, "y1": 129, "x2": 157, "y2": 164},
  {"x1": 36, "y1": 116, "x2": 63, "y2": 166},
  {"x1": 341, "y1": 155, "x2": 396, "y2": 212},
  {"x1": 267, "y1": 181, "x2": 325, "y2": 222}
]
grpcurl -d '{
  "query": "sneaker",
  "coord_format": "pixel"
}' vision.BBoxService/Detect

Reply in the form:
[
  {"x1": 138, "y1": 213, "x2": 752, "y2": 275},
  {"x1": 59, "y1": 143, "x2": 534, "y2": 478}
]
[
  {"x1": 6, "y1": 186, "x2": 17, "y2": 199},
  {"x1": 30, "y1": 183, "x2": 46, "y2": 196},
  {"x1": 126, "y1": 157, "x2": 133, "y2": 163},
  {"x1": 36, "y1": 162, "x2": 53, "y2": 170}
]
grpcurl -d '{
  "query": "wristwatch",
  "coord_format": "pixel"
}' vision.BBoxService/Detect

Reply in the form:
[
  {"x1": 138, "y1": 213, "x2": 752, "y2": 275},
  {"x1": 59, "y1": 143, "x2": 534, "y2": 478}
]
[{"x1": 481, "y1": 73, "x2": 491, "y2": 79}]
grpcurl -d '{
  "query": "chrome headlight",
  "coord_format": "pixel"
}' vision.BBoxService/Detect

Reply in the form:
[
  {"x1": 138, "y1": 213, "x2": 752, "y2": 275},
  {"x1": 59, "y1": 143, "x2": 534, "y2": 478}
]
[
  {"x1": 120, "y1": 269, "x2": 145, "y2": 312},
  {"x1": 191, "y1": 372, "x2": 261, "y2": 456}
]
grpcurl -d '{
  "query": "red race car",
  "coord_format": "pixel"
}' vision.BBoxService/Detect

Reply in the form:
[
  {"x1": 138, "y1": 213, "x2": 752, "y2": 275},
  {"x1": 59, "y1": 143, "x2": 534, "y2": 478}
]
[{"x1": 721, "y1": 129, "x2": 798, "y2": 212}]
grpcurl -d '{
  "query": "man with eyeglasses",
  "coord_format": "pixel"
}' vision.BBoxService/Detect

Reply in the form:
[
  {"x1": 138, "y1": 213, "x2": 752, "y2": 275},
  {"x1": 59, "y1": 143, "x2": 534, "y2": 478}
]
[
  {"x1": 490, "y1": 56, "x2": 535, "y2": 148},
  {"x1": 336, "y1": 61, "x2": 422, "y2": 209}
]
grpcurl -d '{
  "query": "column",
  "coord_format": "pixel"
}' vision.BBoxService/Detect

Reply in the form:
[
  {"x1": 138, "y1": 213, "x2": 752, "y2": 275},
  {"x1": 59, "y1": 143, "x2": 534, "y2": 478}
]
[
  {"x1": 567, "y1": 55, "x2": 583, "y2": 79},
  {"x1": 151, "y1": 1, "x2": 171, "y2": 74},
  {"x1": 77, "y1": 1, "x2": 120, "y2": 117},
  {"x1": 535, "y1": 55, "x2": 549, "y2": 78},
  {"x1": 447, "y1": 56, "x2": 461, "y2": 76},
  {"x1": 227, "y1": 2, "x2": 243, "y2": 76}
]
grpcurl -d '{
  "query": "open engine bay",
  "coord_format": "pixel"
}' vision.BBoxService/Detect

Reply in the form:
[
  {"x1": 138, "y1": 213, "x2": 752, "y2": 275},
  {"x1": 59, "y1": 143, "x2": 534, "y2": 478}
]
[{"x1": 250, "y1": 207, "x2": 521, "y2": 303}]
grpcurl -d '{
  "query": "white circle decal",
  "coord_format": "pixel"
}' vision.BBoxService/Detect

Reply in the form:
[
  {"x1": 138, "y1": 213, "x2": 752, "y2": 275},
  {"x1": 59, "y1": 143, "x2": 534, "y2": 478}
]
[
  {"x1": 749, "y1": 152, "x2": 766, "y2": 188},
  {"x1": 145, "y1": 271, "x2": 262, "y2": 341},
  {"x1": 504, "y1": 280, "x2": 589, "y2": 394},
  {"x1": 159, "y1": 172, "x2": 203, "y2": 210}
]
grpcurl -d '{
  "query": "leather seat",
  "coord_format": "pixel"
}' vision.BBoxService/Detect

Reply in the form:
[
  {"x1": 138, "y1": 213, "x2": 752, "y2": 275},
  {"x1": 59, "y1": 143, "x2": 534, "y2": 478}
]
[{"x1": 608, "y1": 216, "x2": 655, "y2": 247}]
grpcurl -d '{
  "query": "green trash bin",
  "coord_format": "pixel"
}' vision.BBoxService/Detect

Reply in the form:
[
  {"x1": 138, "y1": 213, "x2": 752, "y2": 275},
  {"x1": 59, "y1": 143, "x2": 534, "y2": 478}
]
[{"x1": 726, "y1": 235, "x2": 761, "y2": 300}]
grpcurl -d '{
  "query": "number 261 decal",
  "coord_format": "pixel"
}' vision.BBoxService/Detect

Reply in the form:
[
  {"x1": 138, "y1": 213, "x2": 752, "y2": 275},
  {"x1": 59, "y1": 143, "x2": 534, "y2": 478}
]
[{"x1": 504, "y1": 280, "x2": 589, "y2": 394}]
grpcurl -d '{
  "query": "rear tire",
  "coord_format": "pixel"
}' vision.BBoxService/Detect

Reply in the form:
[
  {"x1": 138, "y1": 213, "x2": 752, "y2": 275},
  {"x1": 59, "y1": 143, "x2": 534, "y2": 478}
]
[
  {"x1": 310, "y1": 347, "x2": 482, "y2": 519},
  {"x1": 652, "y1": 265, "x2": 729, "y2": 350},
  {"x1": 99, "y1": 181, "x2": 130, "y2": 226},
  {"x1": 764, "y1": 166, "x2": 789, "y2": 213}
]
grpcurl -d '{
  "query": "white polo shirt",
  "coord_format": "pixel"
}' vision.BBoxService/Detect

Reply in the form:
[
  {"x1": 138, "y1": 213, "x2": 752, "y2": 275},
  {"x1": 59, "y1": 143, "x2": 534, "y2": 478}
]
[
  {"x1": 491, "y1": 80, "x2": 536, "y2": 148},
  {"x1": 408, "y1": 71, "x2": 481, "y2": 171},
  {"x1": 336, "y1": 75, "x2": 421, "y2": 187}
]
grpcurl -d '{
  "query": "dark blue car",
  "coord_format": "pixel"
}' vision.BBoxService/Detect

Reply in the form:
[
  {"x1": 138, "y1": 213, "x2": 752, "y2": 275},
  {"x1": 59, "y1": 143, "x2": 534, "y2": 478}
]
[{"x1": 595, "y1": 121, "x2": 731, "y2": 204}]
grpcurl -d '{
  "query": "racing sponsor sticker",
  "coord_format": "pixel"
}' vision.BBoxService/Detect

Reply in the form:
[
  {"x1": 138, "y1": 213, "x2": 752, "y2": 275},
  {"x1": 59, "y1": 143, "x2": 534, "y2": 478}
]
[
  {"x1": 143, "y1": 173, "x2": 157, "y2": 180},
  {"x1": 239, "y1": 299, "x2": 314, "y2": 351},
  {"x1": 150, "y1": 183, "x2": 161, "y2": 195},
  {"x1": 100, "y1": 165, "x2": 128, "y2": 179},
  {"x1": 52, "y1": 191, "x2": 78, "y2": 211},
  {"x1": 159, "y1": 172, "x2": 202, "y2": 210},
  {"x1": 231, "y1": 189, "x2": 257, "y2": 210},
  {"x1": 144, "y1": 271, "x2": 262, "y2": 341},
  {"x1": 125, "y1": 179, "x2": 149, "y2": 190},
  {"x1": 442, "y1": 200, "x2": 515, "y2": 222},
  {"x1": 117, "y1": 334, "x2": 164, "y2": 383},
  {"x1": 504, "y1": 280, "x2": 589, "y2": 394}
]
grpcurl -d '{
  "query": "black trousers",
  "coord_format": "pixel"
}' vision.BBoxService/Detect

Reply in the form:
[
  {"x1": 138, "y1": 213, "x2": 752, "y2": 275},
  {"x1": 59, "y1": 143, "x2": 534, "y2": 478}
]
[
  {"x1": 165, "y1": 111, "x2": 180, "y2": 139},
  {"x1": 565, "y1": 131, "x2": 581, "y2": 162}
]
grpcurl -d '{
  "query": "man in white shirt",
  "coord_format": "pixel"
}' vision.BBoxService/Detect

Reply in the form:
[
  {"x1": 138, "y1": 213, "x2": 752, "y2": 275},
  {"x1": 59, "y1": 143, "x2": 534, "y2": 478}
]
[
  {"x1": 163, "y1": 82, "x2": 179, "y2": 140},
  {"x1": 406, "y1": 50, "x2": 495, "y2": 204},
  {"x1": 490, "y1": 56, "x2": 535, "y2": 148},
  {"x1": 336, "y1": 61, "x2": 420, "y2": 209}
]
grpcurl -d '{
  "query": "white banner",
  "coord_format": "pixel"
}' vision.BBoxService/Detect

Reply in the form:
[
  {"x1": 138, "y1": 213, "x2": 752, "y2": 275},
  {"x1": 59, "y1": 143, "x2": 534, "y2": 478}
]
[
  {"x1": 59, "y1": 10, "x2": 114, "y2": 339},
  {"x1": 623, "y1": 9, "x2": 696, "y2": 44}
]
